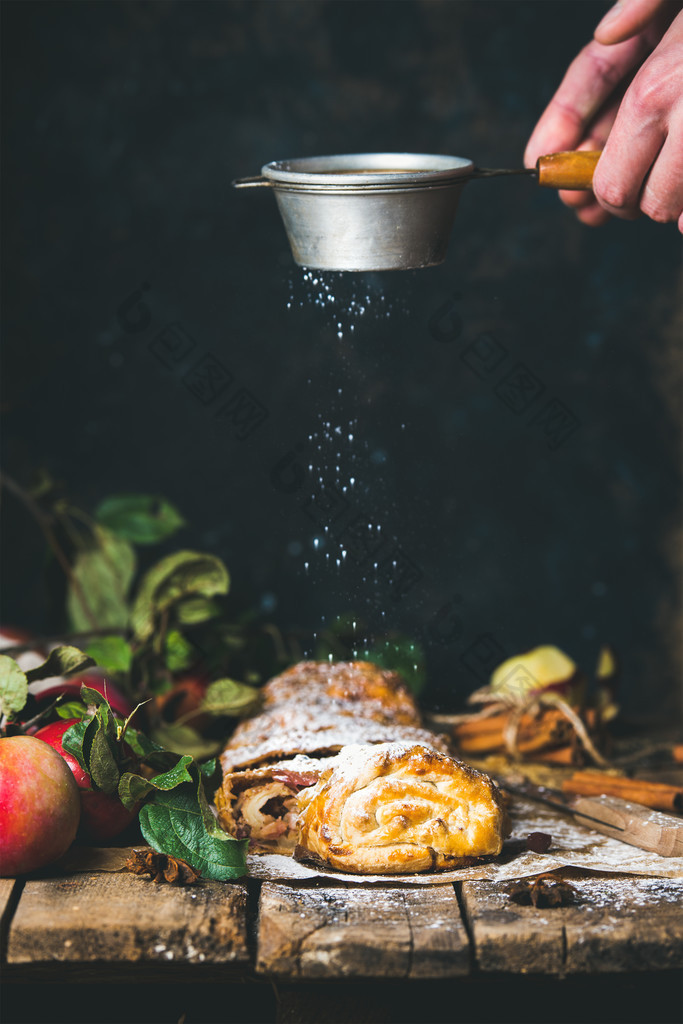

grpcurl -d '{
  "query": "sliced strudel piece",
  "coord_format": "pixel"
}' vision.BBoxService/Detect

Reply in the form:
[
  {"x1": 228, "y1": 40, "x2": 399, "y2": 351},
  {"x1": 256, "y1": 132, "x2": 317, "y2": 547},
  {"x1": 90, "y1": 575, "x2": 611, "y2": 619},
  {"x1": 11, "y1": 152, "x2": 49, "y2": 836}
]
[
  {"x1": 215, "y1": 755, "x2": 329, "y2": 853},
  {"x1": 295, "y1": 743, "x2": 508, "y2": 874}
]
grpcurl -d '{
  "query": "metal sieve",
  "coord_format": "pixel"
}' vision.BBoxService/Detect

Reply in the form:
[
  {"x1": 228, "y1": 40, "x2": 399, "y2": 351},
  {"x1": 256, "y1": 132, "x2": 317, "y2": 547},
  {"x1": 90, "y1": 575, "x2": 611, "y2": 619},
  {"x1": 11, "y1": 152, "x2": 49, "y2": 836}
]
[{"x1": 233, "y1": 150, "x2": 600, "y2": 272}]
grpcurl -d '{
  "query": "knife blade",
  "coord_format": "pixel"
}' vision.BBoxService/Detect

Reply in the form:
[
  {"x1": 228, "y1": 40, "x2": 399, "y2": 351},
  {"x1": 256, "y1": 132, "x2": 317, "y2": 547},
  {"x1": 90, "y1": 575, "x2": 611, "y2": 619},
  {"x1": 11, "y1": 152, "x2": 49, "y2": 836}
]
[{"x1": 501, "y1": 779, "x2": 683, "y2": 858}]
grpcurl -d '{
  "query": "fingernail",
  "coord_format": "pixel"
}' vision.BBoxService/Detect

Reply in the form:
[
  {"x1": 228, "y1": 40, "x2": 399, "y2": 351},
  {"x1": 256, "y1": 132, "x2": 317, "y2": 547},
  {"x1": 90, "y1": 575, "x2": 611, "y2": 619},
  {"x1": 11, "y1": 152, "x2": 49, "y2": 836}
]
[{"x1": 595, "y1": 0, "x2": 624, "y2": 34}]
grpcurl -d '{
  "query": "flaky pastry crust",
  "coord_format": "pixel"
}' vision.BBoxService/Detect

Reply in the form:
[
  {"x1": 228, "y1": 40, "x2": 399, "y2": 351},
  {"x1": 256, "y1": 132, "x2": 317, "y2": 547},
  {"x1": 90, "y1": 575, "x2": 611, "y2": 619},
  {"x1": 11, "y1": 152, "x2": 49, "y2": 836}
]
[
  {"x1": 227, "y1": 696, "x2": 411, "y2": 750},
  {"x1": 220, "y1": 721, "x2": 449, "y2": 772},
  {"x1": 295, "y1": 743, "x2": 508, "y2": 874},
  {"x1": 261, "y1": 661, "x2": 421, "y2": 726}
]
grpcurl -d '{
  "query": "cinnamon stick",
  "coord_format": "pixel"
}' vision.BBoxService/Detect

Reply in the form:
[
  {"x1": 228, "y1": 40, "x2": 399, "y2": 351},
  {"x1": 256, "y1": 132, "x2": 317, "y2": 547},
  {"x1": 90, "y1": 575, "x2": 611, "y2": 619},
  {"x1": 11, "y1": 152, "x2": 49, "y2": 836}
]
[
  {"x1": 535, "y1": 745, "x2": 582, "y2": 765},
  {"x1": 453, "y1": 708, "x2": 571, "y2": 755},
  {"x1": 456, "y1": 731, "x2": 562, "y2": 755},
  {"x1": 562, "y1": 772, "x2": 683, "y2": 813},
  {"x1": 570, "y1": 771, "x2": 682, "y2": 796},
  {"x1": 453, "y1": 708, "x2": 567, "y2": 737}
]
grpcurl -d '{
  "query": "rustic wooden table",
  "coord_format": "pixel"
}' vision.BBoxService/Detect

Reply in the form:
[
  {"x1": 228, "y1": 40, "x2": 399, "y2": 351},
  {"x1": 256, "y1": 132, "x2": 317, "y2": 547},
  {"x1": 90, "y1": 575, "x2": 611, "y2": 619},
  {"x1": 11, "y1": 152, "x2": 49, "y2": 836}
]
[{"x1": 2, "y1": 846, "x2": 682, "y2": 1024}]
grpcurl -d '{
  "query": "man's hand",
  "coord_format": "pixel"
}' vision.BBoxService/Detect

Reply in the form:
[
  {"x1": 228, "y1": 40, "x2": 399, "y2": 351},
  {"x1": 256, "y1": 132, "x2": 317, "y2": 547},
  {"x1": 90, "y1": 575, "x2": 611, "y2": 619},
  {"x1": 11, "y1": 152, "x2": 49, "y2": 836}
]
[{"x1": 525, "y1": 0, "x2": 683, "y2": 231}]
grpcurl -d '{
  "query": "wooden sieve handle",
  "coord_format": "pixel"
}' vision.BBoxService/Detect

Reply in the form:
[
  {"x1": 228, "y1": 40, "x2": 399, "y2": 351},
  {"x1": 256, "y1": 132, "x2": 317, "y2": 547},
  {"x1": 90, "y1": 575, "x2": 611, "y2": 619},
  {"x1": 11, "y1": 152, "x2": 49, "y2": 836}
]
[{"x1": 536, "y1": 150, "x2": 601, "y2": 190}]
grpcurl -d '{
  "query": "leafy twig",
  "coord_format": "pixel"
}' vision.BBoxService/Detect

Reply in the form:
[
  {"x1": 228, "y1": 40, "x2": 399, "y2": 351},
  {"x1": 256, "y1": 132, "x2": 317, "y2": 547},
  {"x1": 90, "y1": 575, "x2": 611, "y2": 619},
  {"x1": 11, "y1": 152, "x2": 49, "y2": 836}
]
[
  {"x1": 118, "y1": 698, "x2": 152, "y2": 746},
  {"x1": 60, "y1": 502, "x2": 132, "y2": 607},
  {"x1": 261, "y1": 624, "x2": 289, "y2": 664},
  {"x1": 0, "y1": 628, "x2": 128, "y2": 657},
  {"x1": 154, "y1": 607, "x2": 170, "y2": 659},
  {"x1": 15, "y1": 698, "x2": 61, "y2": 733},
  {"x1": 0, "y1": 471, "x2": 99, "y2": 630}
]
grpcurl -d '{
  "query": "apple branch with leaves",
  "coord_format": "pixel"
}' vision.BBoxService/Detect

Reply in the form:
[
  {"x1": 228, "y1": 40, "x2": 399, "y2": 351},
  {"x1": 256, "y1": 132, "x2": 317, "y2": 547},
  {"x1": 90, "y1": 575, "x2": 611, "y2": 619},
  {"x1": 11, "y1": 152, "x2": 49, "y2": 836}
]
[{"x1": 0, "y1": 650, "x2": 250, "y2": 880}]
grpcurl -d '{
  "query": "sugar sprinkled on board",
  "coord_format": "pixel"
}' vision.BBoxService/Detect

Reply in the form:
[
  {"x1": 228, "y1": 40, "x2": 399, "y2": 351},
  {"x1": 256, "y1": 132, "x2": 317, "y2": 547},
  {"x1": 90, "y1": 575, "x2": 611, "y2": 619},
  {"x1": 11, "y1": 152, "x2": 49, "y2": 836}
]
[{"x1": 564, "y1": 876, "x2": 683, "y2": 911}]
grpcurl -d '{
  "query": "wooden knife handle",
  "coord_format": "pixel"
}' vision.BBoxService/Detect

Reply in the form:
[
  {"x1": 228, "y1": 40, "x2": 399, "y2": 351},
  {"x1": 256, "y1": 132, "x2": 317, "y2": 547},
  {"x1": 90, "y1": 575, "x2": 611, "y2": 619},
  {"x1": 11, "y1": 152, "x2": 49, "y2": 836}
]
[
  {"x1": 536, "y1": 151, "x2": 601, "y2": 190},
  {"x1": 572, "y1": 794, "x2": 683, "y2": 857}
]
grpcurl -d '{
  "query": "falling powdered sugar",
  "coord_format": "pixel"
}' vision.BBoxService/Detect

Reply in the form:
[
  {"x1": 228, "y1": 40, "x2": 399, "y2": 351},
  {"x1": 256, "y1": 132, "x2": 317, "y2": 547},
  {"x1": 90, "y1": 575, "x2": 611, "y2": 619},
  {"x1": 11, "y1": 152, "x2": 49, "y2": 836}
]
[{"x1": 287, "y1": 268, "x2": 397, "y2": 339}]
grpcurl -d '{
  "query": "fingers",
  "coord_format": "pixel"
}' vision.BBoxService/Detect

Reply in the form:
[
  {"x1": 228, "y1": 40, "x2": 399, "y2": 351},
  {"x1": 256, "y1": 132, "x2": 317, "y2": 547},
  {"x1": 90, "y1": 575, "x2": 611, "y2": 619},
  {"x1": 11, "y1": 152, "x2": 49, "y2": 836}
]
[
  {"x1": 559, "y1": 145, "x2": 609, "y2": 210},
  {"x1": 559, "y1": 189, "x2": 595, "y2": 209},
  {"x1": 595, "y1": 0, "x2": 679, "y2": 45},
  {"x1": 575, "y1": 204, "x2": 614, "y2": 226},
  {"x1": 559, "y1": 184, "x2": 611, "y2": 224},
  {"x1": 524, "y1": 2, "x2": 683, "y2": 230},
  {"x1": 524, "y1": 34, "x2": 651, "y2": 166},
  {"x1": 591, "y1": 16, "x2": 683, "y2": 219},
  {"x1": 558, "y1": 98, "x2": 622, "y2": 214},
  {"x1": 593, "y1": 131, "x2": 666, "y2": 219},
  {"x1": 640, "y1": 128, "x2": 683, "y2": 222}
]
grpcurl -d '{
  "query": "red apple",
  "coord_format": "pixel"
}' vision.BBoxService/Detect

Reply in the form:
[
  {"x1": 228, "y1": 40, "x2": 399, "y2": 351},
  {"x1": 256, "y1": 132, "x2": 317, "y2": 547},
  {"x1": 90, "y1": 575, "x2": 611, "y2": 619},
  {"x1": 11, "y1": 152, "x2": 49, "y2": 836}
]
[
  {"x1": 34, "y1": 719, "x2": 136, "y2": 843},
  {"x1": 156, "y1": 675, "x2": 210, "y2": 731},
  {"x1": 0, "y1": 626, "x2": 46, "y2": 673},
  {"x1": 0, "y1": 735, "x2": 81, "y2": 876},
  {"x1": 29, "y1": 668, "x2": 134, "y2": 720}
]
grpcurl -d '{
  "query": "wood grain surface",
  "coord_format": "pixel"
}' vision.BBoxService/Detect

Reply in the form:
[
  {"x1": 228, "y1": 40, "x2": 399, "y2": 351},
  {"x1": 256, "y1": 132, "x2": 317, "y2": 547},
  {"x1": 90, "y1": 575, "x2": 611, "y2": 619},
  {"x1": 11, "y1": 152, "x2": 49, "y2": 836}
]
[
  {"x1": 3, "y1": 857, "x2": 682, "y2": 983},
  {"x1": 460, "y1": 874, "x2": 683, "y2": 975},
  {"x1": 6, "y1": 871, "x2": 249, "y2": 966},
  {"x1": 0, "y1": 878, "x2": 21, "y2": 961},
  {"x1": 0, "y1": 878, "x2": 20, "y2": 926},
  {"x1": 256, "y1": 882, "x2": 469, "y2": 979}
]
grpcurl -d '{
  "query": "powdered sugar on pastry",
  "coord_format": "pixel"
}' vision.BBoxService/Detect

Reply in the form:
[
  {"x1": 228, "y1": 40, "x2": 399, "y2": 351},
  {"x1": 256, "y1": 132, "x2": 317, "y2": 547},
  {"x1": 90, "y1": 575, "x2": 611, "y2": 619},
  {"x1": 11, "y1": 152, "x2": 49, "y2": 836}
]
[{"x1": 295, "y1": 743, "x2": 508, "y2": 874}]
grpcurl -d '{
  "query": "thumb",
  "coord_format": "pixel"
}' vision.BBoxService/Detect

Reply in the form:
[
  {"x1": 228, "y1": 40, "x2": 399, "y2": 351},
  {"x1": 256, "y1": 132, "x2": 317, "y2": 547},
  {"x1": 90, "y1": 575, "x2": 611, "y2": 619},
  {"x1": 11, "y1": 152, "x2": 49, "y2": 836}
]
[{"x1": 594, "y1": 0, "x2": 675, "y2": 44}]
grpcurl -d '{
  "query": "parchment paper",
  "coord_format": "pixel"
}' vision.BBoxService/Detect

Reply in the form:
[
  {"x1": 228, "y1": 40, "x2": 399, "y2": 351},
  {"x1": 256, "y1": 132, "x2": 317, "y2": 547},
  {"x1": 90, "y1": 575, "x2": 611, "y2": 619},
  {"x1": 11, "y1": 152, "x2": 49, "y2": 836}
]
[{"x1": 246, "y1": 798, "x2": 683, "y2": 886}]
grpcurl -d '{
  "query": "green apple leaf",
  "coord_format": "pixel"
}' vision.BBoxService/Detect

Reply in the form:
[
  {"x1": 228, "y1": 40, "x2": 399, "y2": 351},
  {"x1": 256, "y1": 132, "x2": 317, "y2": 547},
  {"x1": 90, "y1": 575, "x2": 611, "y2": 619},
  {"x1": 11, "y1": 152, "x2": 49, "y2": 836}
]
[
  {"x1": 122, "y1": 726, "x2": 164, "y2": 758},
  {"x1": 62, "y1": 718, "x2": 91, "y2": 772},
  {"x1": 359, "y1": 636, "x2": 427, "y2": 696},
  {"x1": 118, "y1": 754, "x2": 194, "y2": 811},
  {"x1": 80, "y1": 684, "x2": 109, "y2": 708},
  {"x1": 83, "y1": 636, "x2": 133, "y2": 673},
  {"x1": 175, "y1": 597, "x2": 220, "y2": 626},
  {"x1": 85, "y1": 705, "x2": 120, "y2": 794},
  {"x1": 131, "y1": 551, "x2": 229, "y2": 642},
  {"x1": 139, "y1": 785, "x2": 247, "y2": 881},
  {"x1": 199, "y1": 758, "x2": 217, "y2": 779},
  {"x1": 56, "y1": 699, "x2": 88, "y2": 720},
  {"x1": 164, "y1": 629, "x2": 195, "y2": 672},
  {"x1": 200, "y1": 678, "x2": 260, "y2": 717},
  {"x1": 190, "y1": 762, "x2": 226, "y2": 838},
  {"x1": 27, "y1": 467, "x2": 55, "y2": 500},
  {"x1": 0, "y1": 655, "x2": 28, "y2": 717},
  {"x1": 122, "y1": 726, "x2": 181, "y2": 773},
  {"x1": 95, "y1": 494, "x2": 185, "y2": 545},
  {"x1": 150, "y1": 722, "x2": 221, "y2": 760},
  {"x1": 67, "y1": 526, "x2": 136, "y2": 632},
  {"x1": 24, "y1": 646, "x2": 96, "y2": 683}
]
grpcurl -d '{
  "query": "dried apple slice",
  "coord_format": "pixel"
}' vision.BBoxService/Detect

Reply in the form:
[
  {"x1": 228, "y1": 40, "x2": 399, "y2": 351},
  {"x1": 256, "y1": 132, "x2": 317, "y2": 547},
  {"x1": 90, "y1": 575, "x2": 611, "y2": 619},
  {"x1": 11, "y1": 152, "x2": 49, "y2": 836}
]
[{"x1": 489, "y1": 645, "x2": 584, "y2": 706}]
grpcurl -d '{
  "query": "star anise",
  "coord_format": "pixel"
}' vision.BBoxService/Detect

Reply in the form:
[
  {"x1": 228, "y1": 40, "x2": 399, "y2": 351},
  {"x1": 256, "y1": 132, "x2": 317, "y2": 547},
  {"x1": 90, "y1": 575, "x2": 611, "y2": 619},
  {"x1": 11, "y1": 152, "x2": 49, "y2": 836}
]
[
  {"x1": 126, "y1": 848, "x2": 201, "y2": 885},
  {"x1": 509, "y1": 872, "x2": 576, "y2": 908}
]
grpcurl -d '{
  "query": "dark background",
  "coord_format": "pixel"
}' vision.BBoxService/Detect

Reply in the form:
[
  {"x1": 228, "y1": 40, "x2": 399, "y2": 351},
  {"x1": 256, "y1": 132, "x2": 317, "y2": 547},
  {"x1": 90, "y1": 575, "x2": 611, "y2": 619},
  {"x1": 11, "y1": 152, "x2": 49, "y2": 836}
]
[{"x1": 2, "y1": 0, "x2": 681, "y2": 721}]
